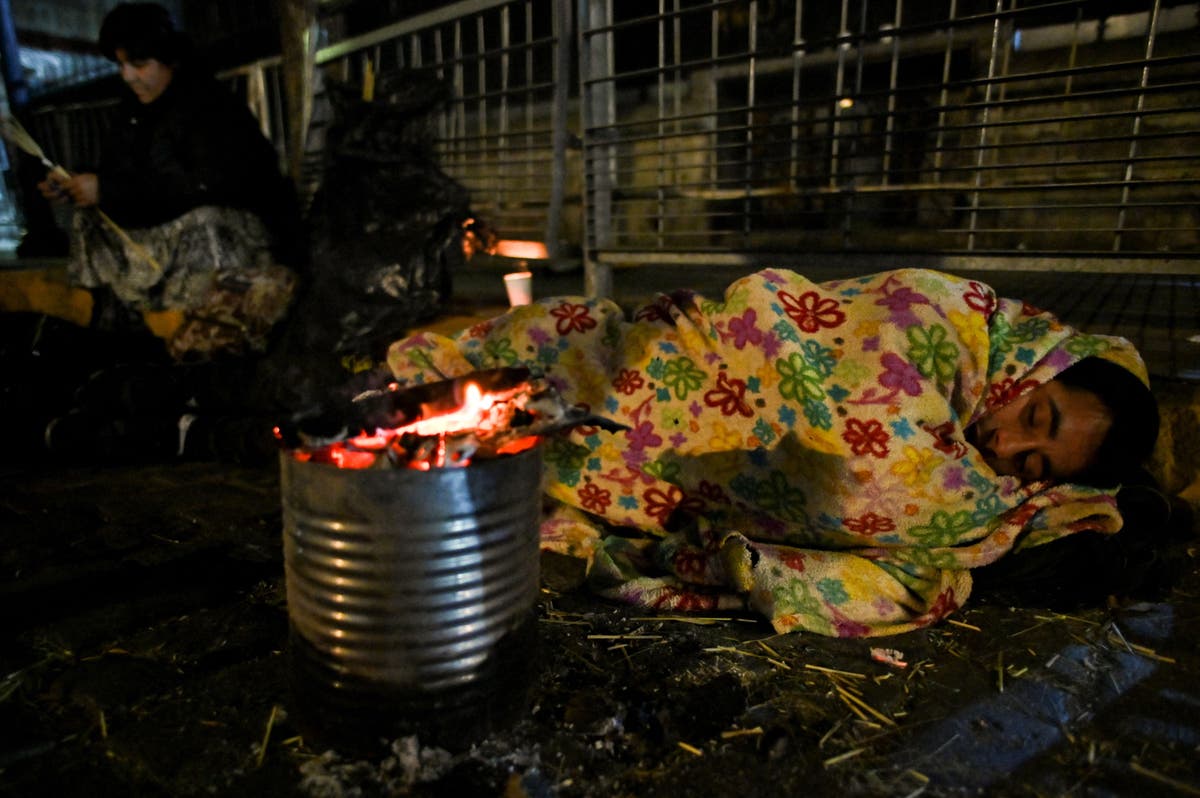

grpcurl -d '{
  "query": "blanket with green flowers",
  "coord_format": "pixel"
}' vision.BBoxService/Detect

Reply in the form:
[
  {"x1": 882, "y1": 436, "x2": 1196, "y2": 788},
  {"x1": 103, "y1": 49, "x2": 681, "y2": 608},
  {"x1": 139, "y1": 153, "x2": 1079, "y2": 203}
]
[{"x1": 386, "y1": 268, "x2": 1148, "y2": 637}]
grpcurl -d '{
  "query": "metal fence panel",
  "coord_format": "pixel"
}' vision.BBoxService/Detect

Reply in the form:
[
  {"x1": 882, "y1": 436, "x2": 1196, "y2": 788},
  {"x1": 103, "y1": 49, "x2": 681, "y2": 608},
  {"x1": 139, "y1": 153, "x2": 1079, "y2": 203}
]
[
  {"x1": 312, "y1": 0, "x2": 575, "y2": 253},
  {"x1": 576, "y1": 0, "x2": 1200, "y2": 289}
]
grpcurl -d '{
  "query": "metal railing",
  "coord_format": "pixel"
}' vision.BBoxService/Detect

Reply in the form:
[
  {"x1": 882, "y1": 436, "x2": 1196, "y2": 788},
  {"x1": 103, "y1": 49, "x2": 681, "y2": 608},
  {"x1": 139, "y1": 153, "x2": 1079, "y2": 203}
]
[
  {"x1": 224, "y1": 0, "x2": 575, "y2": 253},
  {"x1": 576, "y1": 0, "x2": 1200, "y2": 293}
]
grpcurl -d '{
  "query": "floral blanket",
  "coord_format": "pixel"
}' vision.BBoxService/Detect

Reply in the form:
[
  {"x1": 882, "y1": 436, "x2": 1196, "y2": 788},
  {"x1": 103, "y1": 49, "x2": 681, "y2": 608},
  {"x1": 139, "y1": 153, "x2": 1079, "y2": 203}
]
[{"x1": 386, "y1": 268, "x2": 1149, "y2": 637}]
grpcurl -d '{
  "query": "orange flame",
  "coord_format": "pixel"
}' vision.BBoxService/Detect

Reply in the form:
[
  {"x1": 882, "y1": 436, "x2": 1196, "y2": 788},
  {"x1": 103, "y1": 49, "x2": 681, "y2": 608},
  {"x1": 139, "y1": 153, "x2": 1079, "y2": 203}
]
[
  {"x1": 293, "y1": 380, "x2": 537, "y2": 470},
  {"x1": 404, "y1": 382, "x2": 491, "y2": 436}
]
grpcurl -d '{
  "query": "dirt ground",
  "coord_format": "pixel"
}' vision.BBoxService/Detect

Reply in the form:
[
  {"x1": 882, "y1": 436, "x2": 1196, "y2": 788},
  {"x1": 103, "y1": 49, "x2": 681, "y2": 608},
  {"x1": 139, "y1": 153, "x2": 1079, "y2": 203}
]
[{"x1": 2, "y1": 458, "x2": 1198, "y2": 798}]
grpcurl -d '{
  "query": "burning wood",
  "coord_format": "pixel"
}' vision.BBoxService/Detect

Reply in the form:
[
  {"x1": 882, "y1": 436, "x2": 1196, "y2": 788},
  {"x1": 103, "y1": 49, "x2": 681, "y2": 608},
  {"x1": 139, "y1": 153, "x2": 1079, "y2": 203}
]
[{"x1": 278, "y1": 367, "x2": 625, "y2": 470}]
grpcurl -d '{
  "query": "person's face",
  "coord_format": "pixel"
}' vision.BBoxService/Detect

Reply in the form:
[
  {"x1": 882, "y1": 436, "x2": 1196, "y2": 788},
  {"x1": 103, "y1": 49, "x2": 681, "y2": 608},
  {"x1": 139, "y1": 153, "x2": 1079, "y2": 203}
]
[
  {"x1": 114, "y1": 48, "x2": 174, "y2": 104},
  {"x1": 968, "y1": 379, "x2": 1112, "y2": 482}
]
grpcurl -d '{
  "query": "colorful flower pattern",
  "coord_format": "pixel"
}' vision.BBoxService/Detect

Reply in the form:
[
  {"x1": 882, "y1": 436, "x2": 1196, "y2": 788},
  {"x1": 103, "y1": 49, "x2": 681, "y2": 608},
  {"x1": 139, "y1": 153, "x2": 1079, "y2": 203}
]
[{"x1": 386, "y1": 269, "x2": 1147, "y2": 637}]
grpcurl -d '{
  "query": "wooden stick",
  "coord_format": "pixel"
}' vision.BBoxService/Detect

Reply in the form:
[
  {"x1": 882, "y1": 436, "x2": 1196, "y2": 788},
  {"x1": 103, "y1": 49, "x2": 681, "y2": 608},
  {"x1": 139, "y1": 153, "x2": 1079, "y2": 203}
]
[
  {"x1": 1, "y1": 115, "x2": 162, "y2": 272},
  {"x1": 45, "y1": 163, "x2": 164, "y2": 273},
  {"x1": 256, "y1": 704, "x2": 279, "y2": 769}
]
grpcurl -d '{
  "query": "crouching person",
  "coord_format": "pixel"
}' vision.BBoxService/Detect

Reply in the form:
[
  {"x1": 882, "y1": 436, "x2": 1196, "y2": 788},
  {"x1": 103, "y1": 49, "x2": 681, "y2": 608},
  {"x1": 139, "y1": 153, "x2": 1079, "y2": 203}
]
[{"x1": 37, "y1": 2, "x2": 303, "y2": 361}]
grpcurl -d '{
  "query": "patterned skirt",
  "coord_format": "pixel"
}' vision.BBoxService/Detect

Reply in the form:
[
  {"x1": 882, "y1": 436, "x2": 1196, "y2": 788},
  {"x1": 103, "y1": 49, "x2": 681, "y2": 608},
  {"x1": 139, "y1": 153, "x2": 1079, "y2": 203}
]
[{"x1": 69, "y1": 206, "x2": 297, "y2": 360}]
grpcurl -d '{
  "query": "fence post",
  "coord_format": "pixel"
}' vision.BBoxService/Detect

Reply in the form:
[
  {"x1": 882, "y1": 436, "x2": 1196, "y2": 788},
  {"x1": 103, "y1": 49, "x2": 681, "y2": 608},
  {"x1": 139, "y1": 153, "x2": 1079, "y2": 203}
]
[{"x1": 579, "y1": 0, "x2": 614, "y2": 297}]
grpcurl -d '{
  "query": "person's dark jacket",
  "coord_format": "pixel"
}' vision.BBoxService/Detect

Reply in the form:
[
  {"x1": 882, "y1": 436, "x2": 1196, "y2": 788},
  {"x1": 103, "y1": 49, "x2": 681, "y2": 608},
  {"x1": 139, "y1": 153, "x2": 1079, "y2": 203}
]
[{"x1": 96, "y1": 66, "x2": 305, "y2": 268}]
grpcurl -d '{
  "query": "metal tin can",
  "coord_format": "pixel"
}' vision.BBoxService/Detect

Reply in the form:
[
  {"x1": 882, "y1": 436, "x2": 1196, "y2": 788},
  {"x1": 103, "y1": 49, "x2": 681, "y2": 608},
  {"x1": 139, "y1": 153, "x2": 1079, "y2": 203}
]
[{"x1": 281, "y1": 443, "x2": 542, "y2": 752}]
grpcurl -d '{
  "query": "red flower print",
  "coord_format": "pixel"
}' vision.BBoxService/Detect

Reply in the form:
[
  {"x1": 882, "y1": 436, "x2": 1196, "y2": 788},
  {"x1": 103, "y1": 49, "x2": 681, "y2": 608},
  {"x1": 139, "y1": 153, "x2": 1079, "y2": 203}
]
[
  {"x1": 843, "y1": 512, "x2": 896, "y2": 535},
  {"x1": 987, "y1": 377, "x2": 1036, "y2": 410},
  {"x1": 914, "y1": 588, "x2": 960, "y2": 625},
  {"x1": 650, "y1": 587, "x2": 718, "y2": 612},
  {"x1": 922, "y1": 421, "x2": 968, "y2": 459},
  {"x1": 565, "y1": 401, "x2": 600, "y2": 436},
  {"x1": 779, "y1": 550, "x2": 807, "y2": 572},
  {"x1": 841, "y1": 418, "x2": 890, "y2": 458},
  {"x1": 778, "y1": 289, "x2": 846, "y2": 333},
  {"x1": 703, "y1": 372, "x2": 754, "y2": 418},
  {"x1": 964, "y1": 281, "x2": 996, "y2": 315},
  {"x1": 1001, "y1": 500, "x2": 1042, "y2": 530},
  {"x1": 578, "y1": 482, "x2": 612, "y2": 514},
  {"x1": 467, "y1": 320, "x2": 495, "y2": 339},
  {"x1": 613, "y1": 368, "x2": 645, "y2": 396},
  {"x1": 642, "y1": 485, "x2": 703, "y2": 525},
  {"x1": 550, "y1": 302, "x2": 598, "y2": 335}
]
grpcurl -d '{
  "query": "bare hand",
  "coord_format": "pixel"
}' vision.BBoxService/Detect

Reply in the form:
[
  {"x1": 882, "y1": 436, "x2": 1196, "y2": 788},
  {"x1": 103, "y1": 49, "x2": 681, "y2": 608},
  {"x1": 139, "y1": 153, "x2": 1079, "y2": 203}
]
[{"x1": 37, "y1": 171, "x2": 99, "y2": 207}]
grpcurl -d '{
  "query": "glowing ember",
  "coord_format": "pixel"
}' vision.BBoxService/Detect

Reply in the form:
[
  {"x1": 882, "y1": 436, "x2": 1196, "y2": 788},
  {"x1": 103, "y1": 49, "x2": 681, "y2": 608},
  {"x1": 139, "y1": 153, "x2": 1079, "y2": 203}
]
[
  {"x1": 279, "y1": 368, "x2": 624, "y2": 472},
  {"x1": 285, "y1": 373, "x2": 544, "y2": 470}
]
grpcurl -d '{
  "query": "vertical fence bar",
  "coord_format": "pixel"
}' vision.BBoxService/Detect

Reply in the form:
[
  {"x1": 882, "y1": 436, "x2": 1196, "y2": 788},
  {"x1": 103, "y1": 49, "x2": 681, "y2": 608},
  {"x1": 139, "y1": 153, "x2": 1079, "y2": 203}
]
[
  {"x1": 830, "y1": 0, "x2": 850, "y2": 191},
  {"x1": 881, "y1": 0, "x2": 903, "y2": 187},
  {"x1": 1113, "y1": 0, "x2": 1162, "y2": 252},
  {"x1": 269, "y1": 65, "x2": 286, "y2": 165},
  {"x1": 932, "y1": 0, "x2": 956, "y2": 184},
  {"x1": 842, "y1": 0, "x2": 869, "y2": 246},
  {"x1": 500, "y1": 4, "x2": 511, "y2": 217},
  {"x1": 524, "y1": 0, "x2": 534, "y2": 218},
  {"x1": 672, "y1": 0, "x2": 682, "y2": 140},
  {"x1": 657, "y1": 0, "x2": 667, "y2": 248},
  {"x1": 454, "y1": 21, "x2": 466, "y2": 180},
  {"x1": 580, "y1": 0, "x2": 615, "y2": 296},
  {"x1": 434, "y1": 28, "x2": 448, "y2": 147},
  {"x1": 790, "y1": 0, "x2": 804, "y2": 187},
  {"x1": 708, "y1": 1, "x2": 719, "y2": 191},
  {"x1": 676, "y1": 0, "x2": 686, "y2": 246},
  {"x1": 472, "y1": 12, "x2": 482, "y2": 193},
  {"x1": 246, "y1": 64, "x2": 271, "y2": 137},
  {"x1": 545, "y1": 0, "x2": 572, "y2": 260},
  {"x1": 1064, "y1": 8, "x2": 1082, "y2": 96},
  {"x1": 992, "y1": 3, "x2": 1014, "y2": 183},
  {"x1": 1053, "y1": 8, "x2": 1084, "y2": 184},
  {"x1": 967, "y1": 0, "x2": 1005, "y2": 252},
  {"x1": 743, "y1": 1, "x2": 758, "y2": 242}
]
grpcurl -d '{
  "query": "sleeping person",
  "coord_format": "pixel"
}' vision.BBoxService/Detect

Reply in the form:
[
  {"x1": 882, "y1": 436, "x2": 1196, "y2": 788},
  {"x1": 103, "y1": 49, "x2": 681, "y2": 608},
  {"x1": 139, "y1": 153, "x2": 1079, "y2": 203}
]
[{"x1": 384, "y1": 267, "x2": 1161, "y2": 637}]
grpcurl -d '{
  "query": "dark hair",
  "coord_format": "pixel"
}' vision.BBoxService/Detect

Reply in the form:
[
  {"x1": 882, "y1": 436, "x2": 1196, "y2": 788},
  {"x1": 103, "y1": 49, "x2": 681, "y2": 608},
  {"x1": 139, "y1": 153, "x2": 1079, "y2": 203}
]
[
  {"x1": 1054, "y1": 356, "x2": 1160, "y2": 488},
  {"x1": 98, "y1": 3, "x2": 191, "y2": 65}
]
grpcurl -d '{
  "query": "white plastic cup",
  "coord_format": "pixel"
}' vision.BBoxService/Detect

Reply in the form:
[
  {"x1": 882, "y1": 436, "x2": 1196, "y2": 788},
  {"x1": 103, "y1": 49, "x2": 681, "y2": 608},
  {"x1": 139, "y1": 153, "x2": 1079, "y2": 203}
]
[{"x1": 504, "y1": 270, "x2": 533, "y2": 306}]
